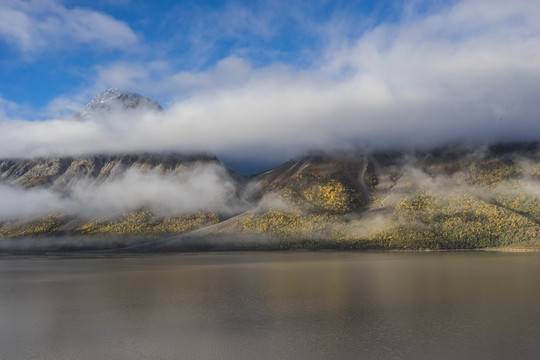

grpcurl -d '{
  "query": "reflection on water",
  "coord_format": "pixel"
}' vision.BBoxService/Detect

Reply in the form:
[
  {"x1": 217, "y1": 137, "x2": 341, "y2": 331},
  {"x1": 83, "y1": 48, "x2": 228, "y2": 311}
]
[{"x1": 1, "y1": 252, "x2": 540, "y2": 360}]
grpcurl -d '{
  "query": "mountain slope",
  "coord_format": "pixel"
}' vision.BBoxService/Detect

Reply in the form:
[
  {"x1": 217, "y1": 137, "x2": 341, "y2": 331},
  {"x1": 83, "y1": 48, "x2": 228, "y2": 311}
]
[
  {"x1": 201, "y1": 143, "x2": 540, "y2": 251},
  {"x1": 1, "y1": 87, "x2": 540, "y2": 251},
  {"x1": 0, "y1": 153, "x2": 221, "y2": 191},
  {"x1": 2, "y1": 143, "x2": 540, "y2": 251}
]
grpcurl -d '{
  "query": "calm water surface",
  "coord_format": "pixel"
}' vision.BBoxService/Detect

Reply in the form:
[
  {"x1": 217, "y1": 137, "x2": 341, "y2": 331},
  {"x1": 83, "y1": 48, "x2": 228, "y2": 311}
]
[{"x1": 1, "y1": 251, "x2": 540, "y2": 360}]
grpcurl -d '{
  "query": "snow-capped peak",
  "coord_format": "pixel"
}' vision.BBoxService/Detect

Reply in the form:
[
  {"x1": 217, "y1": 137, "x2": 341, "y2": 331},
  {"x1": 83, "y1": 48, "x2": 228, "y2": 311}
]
[{"x1": 79, "y1": 89, "x2": 163, "y2": 117}]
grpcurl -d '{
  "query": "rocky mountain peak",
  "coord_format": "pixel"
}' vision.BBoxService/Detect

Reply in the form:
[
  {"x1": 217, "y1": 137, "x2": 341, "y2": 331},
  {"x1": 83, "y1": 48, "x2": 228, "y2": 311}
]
[{"x1": 78, "y1": 88, "x2": 163, "y2": 117}]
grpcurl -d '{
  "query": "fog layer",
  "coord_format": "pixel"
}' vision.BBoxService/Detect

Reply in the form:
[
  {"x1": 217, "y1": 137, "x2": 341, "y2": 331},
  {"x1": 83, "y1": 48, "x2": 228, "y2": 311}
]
[
  {"x1": 0, "y1": 1, "x2": 539, "y2": 162},
  {"x1": 0, "y1": 164, "x2": 246, "y2": 219}
]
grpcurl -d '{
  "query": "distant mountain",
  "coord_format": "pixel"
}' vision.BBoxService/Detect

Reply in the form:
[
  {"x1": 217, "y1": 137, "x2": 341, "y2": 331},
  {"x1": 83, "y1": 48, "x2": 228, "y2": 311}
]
[
  {"x1": 1, "y1": 141, "x2": 540, "y2": 252},
  {"x1": 1, "y1": 89, "x2": 540, "y2": 252},
  {"x1": 76, "y1": 88, "x2": 163, "y2": 118}
]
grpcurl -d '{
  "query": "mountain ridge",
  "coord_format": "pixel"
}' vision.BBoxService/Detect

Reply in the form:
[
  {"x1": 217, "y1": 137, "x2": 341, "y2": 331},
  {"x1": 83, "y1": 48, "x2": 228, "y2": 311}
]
[
  {"x1": 2, "y1": 90, "x2": 540, "y2": 252},
  {"x1": 0, "y1": 152, "x2": 222, "y2": 190},
  {"x1": 1, "y1": 141, "x2": 540, "y2": 252}
]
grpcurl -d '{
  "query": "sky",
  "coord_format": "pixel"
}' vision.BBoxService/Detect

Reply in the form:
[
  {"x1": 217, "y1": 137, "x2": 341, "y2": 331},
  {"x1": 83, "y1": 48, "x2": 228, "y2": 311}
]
[{"x1": 1, "y1": 0, "x2": 540, "y2": 173}]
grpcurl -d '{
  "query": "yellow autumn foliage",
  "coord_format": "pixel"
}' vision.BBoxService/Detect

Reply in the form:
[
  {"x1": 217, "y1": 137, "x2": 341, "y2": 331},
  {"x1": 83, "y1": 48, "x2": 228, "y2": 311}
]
[
  {"x1": 76, "y1": 210, "x2": 220, "y2": 235},
  {"x1": 0, "y1": 215, "x2": 65, "y2": 237},
  {"x1": 242, "y1": 210, "x2": 340, "y2": 240}
]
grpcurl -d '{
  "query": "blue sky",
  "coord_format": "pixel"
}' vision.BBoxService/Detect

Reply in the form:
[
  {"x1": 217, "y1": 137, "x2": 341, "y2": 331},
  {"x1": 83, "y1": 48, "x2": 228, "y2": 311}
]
[
  {"x1": 0, "y1": 0, "x2": 539, "y2": 170},
  {"x1": 0, "y1": 0, "x2": 403, "y2": 112}
]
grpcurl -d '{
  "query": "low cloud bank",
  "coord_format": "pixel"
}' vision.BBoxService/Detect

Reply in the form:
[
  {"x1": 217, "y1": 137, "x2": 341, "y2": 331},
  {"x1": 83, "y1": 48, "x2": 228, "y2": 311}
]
[
  {"x1": 0, "y1": 164, "x2": 248, "y2": 219},
  {"x1": 1, "y1": 1, "x2": 540, "y2": 163}
]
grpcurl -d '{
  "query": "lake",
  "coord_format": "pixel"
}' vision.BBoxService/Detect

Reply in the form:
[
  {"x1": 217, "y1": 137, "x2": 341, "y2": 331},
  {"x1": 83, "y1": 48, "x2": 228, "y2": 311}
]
[{"x1": 1, "y1": 251, "x2": 540, "y2": 359}]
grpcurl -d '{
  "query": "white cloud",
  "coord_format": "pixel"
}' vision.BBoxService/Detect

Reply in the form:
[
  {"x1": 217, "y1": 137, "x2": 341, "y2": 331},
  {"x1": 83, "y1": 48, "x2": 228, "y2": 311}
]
[
  {"x1": 167, "y1": 57, "x2": 253, "y2": 96},
  {"x1": 0, "y1": 7, "x2": 33, "y2": 50},
  {"x1": 0, "y1": 163, "x2": 246, "y2": 219},
  {"x1": 0, "y1": 184, "x2": 64, "y2": 218},
  {"x1": 94, "y1": 62, "x2": 151, "y2": 91},
  {"x1": 1, "y1": 0, "x2": 540, "y2": 162},
  {"x1": 0, "y1": 0, "x2": 137, "y2": 53},
  {"x1": 0, "y1": 95, "x2": 33, "y2": 122},
  {"x1": 70, "y1": 164, "x2": 245, "y2": 216}
]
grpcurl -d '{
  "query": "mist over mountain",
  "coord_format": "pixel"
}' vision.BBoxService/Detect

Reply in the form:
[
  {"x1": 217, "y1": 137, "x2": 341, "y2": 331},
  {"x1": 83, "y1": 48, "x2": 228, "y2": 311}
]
[
  {"x1": 0, "y1": 89, "x2": 540, "y2": 252},
  {"x1": 1, "y1": 128, "x2": 540, "y2": 252},
  {"x1": 0, "y1": 152, "x2": 249, "y2": 219},
  {"x1": 3, "y1": 6, "x2": 540, "y2": 360},
  {"x1": 1, "y1": 1, "x2": 539, "y2": 170}
]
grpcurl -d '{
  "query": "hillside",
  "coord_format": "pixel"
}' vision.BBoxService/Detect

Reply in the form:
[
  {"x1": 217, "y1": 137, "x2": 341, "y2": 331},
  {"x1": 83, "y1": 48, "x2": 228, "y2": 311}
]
[
  {"x1": 225, "y1": 143, "x2": 540, "y2": 251},
  {"x1": 0, "y1": 153, "x2": 222, "y2": 190},
  {"x1": 1, "y1": 142, "x2": 540, "y2": 252},
  {"x1": 1, "y1": 90, "x2": 540, "y2": 252}
]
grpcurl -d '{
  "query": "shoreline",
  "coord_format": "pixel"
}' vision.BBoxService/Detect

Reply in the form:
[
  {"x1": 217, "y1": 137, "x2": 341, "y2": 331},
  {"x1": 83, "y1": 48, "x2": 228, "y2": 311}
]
[{"x1": 1, "y1": 234, "x2": 540, "y2": 255}]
